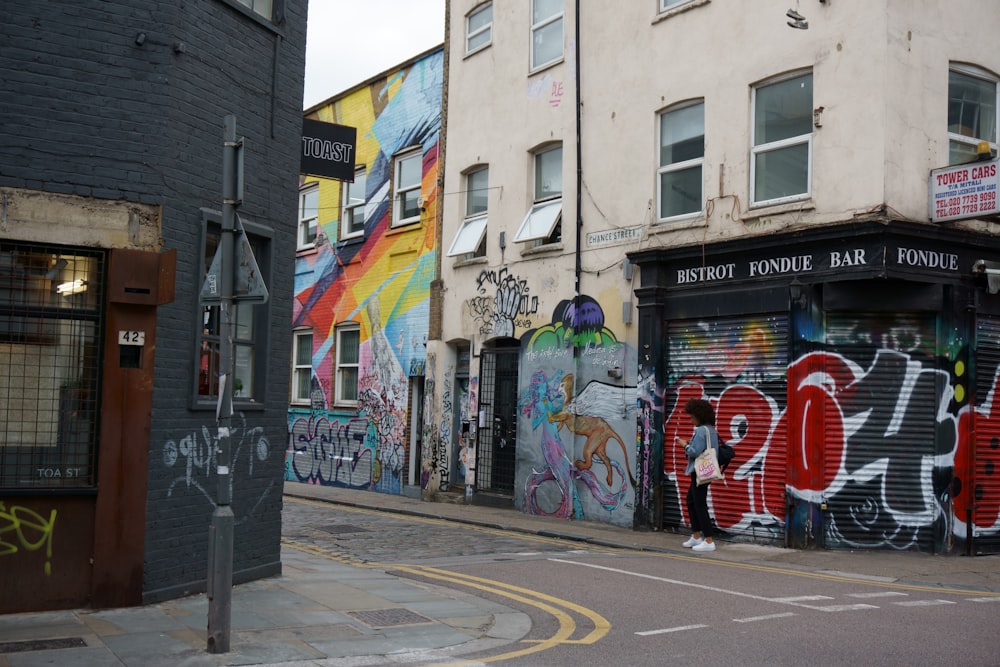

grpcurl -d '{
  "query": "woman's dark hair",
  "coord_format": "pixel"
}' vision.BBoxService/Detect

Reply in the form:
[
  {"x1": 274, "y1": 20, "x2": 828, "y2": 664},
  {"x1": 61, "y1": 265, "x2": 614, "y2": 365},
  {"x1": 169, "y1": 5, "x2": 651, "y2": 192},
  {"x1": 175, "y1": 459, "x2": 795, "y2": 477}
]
[{"x1": 684, "y1": 398, "x2": 715, "y2": 426}]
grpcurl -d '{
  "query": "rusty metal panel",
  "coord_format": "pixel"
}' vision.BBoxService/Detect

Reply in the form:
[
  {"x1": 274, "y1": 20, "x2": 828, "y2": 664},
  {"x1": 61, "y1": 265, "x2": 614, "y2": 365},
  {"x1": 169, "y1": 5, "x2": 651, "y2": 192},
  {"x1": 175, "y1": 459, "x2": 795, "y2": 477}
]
[{"x1": 0, "y1": 495, "x2": 95, "y2": 613}]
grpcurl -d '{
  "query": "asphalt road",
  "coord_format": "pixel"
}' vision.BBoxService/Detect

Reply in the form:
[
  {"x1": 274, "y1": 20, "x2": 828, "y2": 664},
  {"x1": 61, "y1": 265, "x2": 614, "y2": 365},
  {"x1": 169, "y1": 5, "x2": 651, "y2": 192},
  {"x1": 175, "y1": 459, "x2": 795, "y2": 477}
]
[{"x1": 283, "y1": 497, "x2": 1000, "y2": 666}]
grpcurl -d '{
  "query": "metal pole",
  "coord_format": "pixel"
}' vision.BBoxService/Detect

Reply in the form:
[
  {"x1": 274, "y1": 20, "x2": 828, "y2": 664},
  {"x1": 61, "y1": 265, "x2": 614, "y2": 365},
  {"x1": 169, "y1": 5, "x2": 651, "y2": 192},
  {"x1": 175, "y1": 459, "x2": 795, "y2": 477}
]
[{"x1": 207, "y1": 114, "x2": 238, "y2": 654}]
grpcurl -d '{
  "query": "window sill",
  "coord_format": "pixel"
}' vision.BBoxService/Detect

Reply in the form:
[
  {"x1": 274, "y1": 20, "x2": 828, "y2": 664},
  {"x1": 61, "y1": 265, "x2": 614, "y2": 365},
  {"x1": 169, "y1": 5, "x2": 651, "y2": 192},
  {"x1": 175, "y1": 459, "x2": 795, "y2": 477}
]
[
  {"x1": 190, "y1": 399, "x2": 266, "y2": 412},
  {"x1": 651, "y1": 212, "x2": 705, "y2": 231},
  {"x1": 454, "y1": 256, "x2": 488, "y2": 268},
  {"x1": 529, "y1": 57, "x2": 564, "y2": 78},
  {"x1": 520, "y1": 241, "x2": 564, "y2": 256},
  {"x1": 387, "y1": 220, "x2": 423, "y2": 235},
  {"x1": 653, "y1": 0, "x2": 710, "y2": 24},
  {"x1": 743, "y1": 199, "x2": 814, "y2": 223},
  {"x1": 464, "y1": 42, "x2": 492, "y2": 60}
]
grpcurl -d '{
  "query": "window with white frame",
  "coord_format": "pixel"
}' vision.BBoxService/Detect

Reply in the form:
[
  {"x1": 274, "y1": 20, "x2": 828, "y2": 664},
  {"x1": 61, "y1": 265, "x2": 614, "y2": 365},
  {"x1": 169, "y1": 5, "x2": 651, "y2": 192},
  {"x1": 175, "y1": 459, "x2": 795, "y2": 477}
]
[
  {"x1": 335, "y1": 323, "x2": 360, "y2": 405},
  {"x1": 234, "y1": 0, "x2": 272, "y2": 20},
  {"x1": 660, "y1": 0, "x2": 694, "y2": 11},
  {"x1": 393, "y1": 150, "x2": 422, "y2": 226},
  {"x1": 658, "y1": 101, "x2": 704, "y2": 220},
  {"x1": 298, "y1": 185, "x2": 318, "y2": 249},
  {"x1": 342, "y1": 167, "x2": 367, "y2": 239},
  {"x1": 514, "y1": 145, "x2": 562, "y2": 245},
  {"x1": 948, "y1": 65, "x2": 998, "y2": 165},
  {"x1": 291, "y1": 329, "x2": 313, "y2": 405},
  {"x1": 448, "y1": 167, "x2": 489, "y2": 258},
  {"x1": 531, "y1": 0, "x2": 563, "y2": 71},
  {"x1": 466, "y1": 2, "x2": 493, "y2": 54},
  {"x1": 751, "y1": 72, "x2": 813, "y2": 206}
]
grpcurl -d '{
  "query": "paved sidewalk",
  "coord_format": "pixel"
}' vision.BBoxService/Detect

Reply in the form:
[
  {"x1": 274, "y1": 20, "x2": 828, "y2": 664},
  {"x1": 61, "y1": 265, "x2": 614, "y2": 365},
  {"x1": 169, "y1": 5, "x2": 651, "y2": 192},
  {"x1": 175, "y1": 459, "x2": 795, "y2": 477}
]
[{"x1": 1, "y1": 482, "x2": 997, "y2": 666}]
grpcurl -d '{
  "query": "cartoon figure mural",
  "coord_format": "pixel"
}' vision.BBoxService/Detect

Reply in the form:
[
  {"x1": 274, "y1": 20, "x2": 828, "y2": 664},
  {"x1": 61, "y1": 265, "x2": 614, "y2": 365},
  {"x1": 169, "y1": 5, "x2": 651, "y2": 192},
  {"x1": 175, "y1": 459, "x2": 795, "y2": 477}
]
[
  {"x1": 287, "y1": 49, "x2": 442, "y2": 494},
  {"x1": 515, "y1": 296, "x2": 637, "y2": 526}
]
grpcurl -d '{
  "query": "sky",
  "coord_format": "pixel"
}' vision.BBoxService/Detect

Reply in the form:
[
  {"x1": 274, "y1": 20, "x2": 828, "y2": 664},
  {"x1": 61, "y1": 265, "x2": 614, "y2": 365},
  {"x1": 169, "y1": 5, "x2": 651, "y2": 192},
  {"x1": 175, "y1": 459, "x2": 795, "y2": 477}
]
[{"x1": 302, "y1": 0, "x2": 446, "y2": 109}]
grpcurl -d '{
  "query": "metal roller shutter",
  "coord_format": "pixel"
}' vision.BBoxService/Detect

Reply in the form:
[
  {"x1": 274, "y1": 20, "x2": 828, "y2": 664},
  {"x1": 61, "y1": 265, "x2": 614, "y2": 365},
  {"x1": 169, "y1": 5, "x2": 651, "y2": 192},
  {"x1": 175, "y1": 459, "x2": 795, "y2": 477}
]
[
  {"x1": 972, "y1": 317, "x2": 1000, "y2": 553},
  {"x1": 665, "y1": 314, "x2": 789, "y2": 543},
  {"x1": 823, "y1": 314, "x2": 938, "y2": 551}
]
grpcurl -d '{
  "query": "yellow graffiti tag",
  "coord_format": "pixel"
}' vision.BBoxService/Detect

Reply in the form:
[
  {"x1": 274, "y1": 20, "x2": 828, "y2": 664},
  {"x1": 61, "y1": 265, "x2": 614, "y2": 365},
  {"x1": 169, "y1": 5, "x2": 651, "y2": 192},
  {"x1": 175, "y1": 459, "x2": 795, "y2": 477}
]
[{"x1": 0, "y1": 502, "x2": 57, "y2": 576}]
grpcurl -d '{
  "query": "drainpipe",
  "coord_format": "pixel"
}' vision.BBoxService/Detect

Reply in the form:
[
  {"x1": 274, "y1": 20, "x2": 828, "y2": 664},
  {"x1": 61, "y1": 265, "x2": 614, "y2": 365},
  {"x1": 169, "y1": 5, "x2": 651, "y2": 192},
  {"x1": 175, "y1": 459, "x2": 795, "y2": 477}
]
[
  {"x1": 573, "y1": 0, "x2": 583, "y2": 363},
  {"x1": 570, "y1": 0, "x2": 584, "y2": 496}
]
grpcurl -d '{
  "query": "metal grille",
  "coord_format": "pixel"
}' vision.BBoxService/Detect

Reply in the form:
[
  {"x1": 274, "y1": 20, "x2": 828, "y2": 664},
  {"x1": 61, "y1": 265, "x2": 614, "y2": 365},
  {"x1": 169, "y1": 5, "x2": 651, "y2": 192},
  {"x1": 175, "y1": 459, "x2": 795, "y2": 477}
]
[
  {"x1": 664, "y1": 314, "x2": 789, "y2": 538},
  {"x1": 972, "y1": 316, "x2": 1000, "y2": 553},
  {"x1": 824, "y1": 313, "x2": 937, "y2": 551},
  {"x1": 0, "y1": 242, "x2": 105, "y2": 489},
  {"x1": 476, "y1": 346, "x2": 519, "y2": 494}
]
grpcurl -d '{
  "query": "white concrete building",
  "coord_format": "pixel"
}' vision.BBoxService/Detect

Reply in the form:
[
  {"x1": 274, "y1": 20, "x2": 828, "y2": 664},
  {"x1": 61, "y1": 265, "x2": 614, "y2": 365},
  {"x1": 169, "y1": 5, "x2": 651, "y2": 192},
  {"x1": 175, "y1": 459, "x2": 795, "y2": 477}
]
[{"x1": 429, "y1": 0, "x2": 1000, "y2": 554}]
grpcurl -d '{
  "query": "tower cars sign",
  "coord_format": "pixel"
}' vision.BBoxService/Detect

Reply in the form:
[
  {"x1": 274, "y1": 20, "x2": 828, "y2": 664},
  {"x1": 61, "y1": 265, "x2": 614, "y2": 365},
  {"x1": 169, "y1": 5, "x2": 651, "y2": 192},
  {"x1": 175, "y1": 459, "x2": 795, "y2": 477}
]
[{"x1": 929, "y1": 158, "x2": 999, "y2": 222}]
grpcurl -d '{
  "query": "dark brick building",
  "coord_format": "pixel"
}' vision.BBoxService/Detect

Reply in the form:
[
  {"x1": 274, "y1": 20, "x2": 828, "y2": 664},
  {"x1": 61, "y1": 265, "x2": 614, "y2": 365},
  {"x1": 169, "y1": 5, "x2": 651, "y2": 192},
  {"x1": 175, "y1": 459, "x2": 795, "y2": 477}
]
[{"x1": 0, "y1": 0, "x2": 306, "y2": 612}]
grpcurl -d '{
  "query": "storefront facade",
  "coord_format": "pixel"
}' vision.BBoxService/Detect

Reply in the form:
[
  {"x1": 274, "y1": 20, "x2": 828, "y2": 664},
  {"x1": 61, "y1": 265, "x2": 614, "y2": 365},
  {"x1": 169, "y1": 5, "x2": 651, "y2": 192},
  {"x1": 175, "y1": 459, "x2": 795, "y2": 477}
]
[{"x1": 631, "y1": 220, "x2": 1000, "y2": 554}]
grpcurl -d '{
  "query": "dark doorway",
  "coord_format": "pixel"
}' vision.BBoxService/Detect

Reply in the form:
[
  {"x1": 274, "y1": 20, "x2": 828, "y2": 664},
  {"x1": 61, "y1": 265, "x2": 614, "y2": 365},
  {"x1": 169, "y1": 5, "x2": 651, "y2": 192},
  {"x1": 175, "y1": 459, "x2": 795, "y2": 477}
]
[{"x1": 476, "y1": 342, "x2": 519, "y2": 495}]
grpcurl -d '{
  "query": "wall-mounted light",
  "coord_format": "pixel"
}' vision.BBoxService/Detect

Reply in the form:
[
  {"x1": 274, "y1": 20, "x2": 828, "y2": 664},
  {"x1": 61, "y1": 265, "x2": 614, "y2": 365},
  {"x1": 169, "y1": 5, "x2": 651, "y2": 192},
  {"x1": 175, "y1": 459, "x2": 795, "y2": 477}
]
[{"x1": 56, "y1": 279, "x2": 88, "y2": 295}]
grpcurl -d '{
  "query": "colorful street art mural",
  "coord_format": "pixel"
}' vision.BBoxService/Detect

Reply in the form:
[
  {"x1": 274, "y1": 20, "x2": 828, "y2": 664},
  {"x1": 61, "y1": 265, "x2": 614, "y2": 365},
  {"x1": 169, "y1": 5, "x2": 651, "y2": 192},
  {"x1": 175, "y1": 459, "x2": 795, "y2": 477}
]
[
  {"x1": 515, "y1": 296, "x2": 637, "y2": 527},
  {"x1": 653, "y1": 310, "x2": 1000, "y2": 553},
  {"x1": 287, "y1": 50, "x2": 442, "y2": 494}
]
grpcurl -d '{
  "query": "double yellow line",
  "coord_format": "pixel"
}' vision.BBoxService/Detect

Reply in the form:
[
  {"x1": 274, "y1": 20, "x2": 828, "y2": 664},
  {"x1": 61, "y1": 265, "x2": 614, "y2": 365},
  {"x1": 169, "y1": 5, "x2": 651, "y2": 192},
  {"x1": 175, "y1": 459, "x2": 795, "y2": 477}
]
[
  {"x1": 393, "y1": 564, "x2": 610, "y2": 665},
  {"x1": 281, "y1": 535, "x2": 610, "y2": 665}
]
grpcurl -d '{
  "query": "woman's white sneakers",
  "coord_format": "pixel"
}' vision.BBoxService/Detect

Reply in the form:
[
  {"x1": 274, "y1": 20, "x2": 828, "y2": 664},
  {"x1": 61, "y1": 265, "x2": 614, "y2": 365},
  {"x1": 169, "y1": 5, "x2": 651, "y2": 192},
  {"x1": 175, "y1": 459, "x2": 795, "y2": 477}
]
[
  {"x1": 692, "y1": 541, "x2": 716, "y2": 552},
  {"x1": 682, "y1": 536, "x2": 703, "y2": 548}
]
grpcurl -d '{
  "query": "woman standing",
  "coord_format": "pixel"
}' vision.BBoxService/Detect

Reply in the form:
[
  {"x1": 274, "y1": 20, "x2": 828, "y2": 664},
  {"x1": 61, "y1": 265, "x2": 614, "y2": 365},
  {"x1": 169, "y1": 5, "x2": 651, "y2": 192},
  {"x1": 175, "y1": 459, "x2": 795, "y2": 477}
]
[{"x1": 675, "y1": 398, "x2": 720, "y2": 552}]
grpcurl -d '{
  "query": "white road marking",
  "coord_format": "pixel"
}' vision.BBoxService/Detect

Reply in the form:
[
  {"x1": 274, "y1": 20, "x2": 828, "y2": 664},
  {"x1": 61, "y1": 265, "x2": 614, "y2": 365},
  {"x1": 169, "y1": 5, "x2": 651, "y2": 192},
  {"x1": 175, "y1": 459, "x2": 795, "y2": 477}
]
[
  {"x1": 893, "y1": 599, "x2": 957, "y2": 607},
  {"x1": 846, "y1": 592, "x2": 908, "y2": 599},
  {"x1": 967, "y1": 597, "x2": 1000, "y2": 603},
  {"x1": 804, "y1": 604, "x2": 880, "y2": 612},
  {"x1": 768, "y1": 595, "x2": 834, "y2": 602},
  {"x1": 733, "y1": 613, "x2": 798, "y2": 623},
  {"x1": 636, "y1": 624, "x2": 708, "y2": 636}
]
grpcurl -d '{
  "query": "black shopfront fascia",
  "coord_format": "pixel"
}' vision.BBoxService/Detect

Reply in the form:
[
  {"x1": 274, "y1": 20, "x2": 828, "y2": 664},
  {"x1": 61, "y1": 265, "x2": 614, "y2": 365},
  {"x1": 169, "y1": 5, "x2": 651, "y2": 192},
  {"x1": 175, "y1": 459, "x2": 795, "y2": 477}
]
[
  {"x1": 628, "y1": 220, "x2": 1000, "y2": 319},
  {"x1": 626, "y1": 219, "x2": 1000, "y2": 534}
]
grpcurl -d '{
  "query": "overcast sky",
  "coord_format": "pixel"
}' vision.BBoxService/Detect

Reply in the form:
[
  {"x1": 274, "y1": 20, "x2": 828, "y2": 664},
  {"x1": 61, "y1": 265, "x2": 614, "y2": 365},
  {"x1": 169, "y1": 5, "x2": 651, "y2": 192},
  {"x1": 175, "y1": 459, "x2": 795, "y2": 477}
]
[{"x1": 303, "y1": 0, "x2": 446, "y2": 109}]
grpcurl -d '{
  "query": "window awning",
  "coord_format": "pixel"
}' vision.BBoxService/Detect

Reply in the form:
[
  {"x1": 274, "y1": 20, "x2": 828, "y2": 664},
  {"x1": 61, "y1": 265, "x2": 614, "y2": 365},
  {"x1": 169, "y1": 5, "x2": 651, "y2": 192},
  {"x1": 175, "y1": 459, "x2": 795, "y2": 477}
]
[
  {"x1": 447, "y1": 214, "x2": 488, "y2": 256},
  {"x1": 513, "y1": 199, "x2": 561, "y2": 242}
]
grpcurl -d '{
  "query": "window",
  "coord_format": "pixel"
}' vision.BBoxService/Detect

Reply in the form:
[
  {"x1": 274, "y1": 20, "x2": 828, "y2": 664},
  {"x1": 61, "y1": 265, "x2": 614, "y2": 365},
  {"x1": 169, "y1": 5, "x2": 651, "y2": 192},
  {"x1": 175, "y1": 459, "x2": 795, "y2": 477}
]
[
  {"x1": 949, "y1": 65, "x2": 998, "y2": 165},
  {"x1": 298, "y1": 185, "x2": 318, "y2": 249},
  {"x1": 531, "y1": 0, "x2": 563, "y2": 71},
  {"x1": 393, "y1": 150, "x2": 422, "y2": 226},
  {"x1": 196, "y1": 211, "x2": 271, "y2": 405},
  {"x1": 514, "y1": 145, "x2": 562, "y2": 244},
  {"x1": 447, "y1": 167, "x2": 489, "y2": 258},
  {"x1": 658, "y1": 101, "x2": 704, "y2": 219},
  {"x1": 0, "y1": 242, "x2": 104, "y2": 489},
  {"x1": 335, "y1": 324, "x2": 360, "y2": 405},
  {"x1": 234, "y1": 0, "x2": 272, "y2": 19},
  {"x1": 342, "y1": 167, "x2": 367, "y2": 239},
  {"x1": 291, "y1": 329, "x2": 313, "y2": 405},
  {"x1": 466, "y1": 3, "x2": 493, "y2": 54},
  {"x1": 660, "y1": 0, "x2": 694, "y2": 10},
  {"x1": 751, "y1": 72, "x2": 813, "y2": 206}
]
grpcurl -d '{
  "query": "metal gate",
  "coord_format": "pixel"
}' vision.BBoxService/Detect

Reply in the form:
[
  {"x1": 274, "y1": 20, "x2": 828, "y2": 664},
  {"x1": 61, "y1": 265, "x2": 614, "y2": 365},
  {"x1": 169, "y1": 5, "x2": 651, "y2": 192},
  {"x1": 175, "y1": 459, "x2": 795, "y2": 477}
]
[
  {"x1": 664, "y1": 314, "x2": 789, "y2": 542},
  {"x1": 823, "y1": 313, "x2": 938, "y2": 551},
  {"x1": 972, "y1": 316, "x2": 1000, "y2": 553},
  {"x1": 475, "y1": 345, "x2": 519, "y2": 495}
]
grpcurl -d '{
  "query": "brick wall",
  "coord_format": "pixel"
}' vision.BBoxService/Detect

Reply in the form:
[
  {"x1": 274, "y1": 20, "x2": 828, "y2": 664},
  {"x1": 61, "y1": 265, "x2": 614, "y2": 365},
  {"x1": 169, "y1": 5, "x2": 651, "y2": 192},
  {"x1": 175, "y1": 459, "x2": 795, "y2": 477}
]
[{"x1": 0, "y1": 0, "x2": 307, "y2": 604}]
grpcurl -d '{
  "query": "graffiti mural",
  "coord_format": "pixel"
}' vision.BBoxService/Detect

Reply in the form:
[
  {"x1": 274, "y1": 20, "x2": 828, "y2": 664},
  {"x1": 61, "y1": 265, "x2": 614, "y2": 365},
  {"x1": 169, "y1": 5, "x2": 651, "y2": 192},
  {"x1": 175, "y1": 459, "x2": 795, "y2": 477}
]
[
  {"x1": 286, "y1": 412, "x2": 402, "y2": 492},
  {"x1": 162, "y1": 413, "x2": 274, "y2": 521},
  {"x1": 289, "y1": 48, "x2": 442, "y2": 497},
  {"x1": 516, "y1": 296, "x2": 637, "y2": 526},
  {"x1": 660, "y1": 311, "x2": 982, "y2": 551},
  {"x1": 0, "y1": 503, "x2": 56, "y2": 575},
  {"x1": 469, "y1": 267, "x2": 539, "y2": 337}
]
